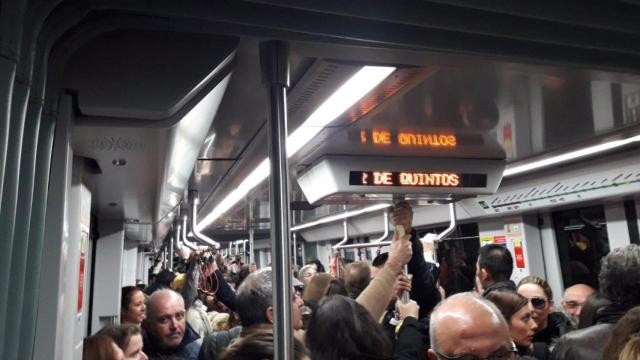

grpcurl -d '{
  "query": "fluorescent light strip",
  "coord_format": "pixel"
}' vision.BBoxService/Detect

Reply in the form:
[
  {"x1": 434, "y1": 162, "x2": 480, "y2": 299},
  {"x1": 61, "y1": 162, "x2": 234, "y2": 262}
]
[
  {"x1": 197, "y1": 66, "x2": 396, "y2": 230},
  {"x1": 503, "y1": 134, "x2": 640, "y2": 177},
  {"x1": 290, "y1": 203, "x2": 391, "y2": 232}
]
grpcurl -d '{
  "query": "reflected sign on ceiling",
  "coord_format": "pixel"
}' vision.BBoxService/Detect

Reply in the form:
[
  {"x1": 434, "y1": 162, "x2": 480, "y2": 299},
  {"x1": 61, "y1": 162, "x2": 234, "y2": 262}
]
[{"x1": 360, "y1": 129, "x2": 457, "y2": 148}]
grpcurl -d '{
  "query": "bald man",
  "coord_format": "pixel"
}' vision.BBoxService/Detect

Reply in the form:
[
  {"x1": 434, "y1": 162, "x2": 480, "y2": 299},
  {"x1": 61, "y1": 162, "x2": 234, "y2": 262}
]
[
  {"x1": 142, "y1": 289, "x2": 201, "y2": 360},
  {"x1": 562, "y1": 284, "x2": 596, "y2": 325},
  {"x1": 428, "y1": 293, "x2": 517, "y2": 360}
]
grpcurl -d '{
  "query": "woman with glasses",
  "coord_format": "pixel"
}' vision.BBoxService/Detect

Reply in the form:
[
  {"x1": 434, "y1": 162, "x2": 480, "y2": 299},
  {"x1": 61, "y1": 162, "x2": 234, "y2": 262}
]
[
  {"x1": 485, "y1": 291, "x2": 549, "y2": 359},
  {"x1": 517, "y1": 276, "x2": 572, "y2": 347}
]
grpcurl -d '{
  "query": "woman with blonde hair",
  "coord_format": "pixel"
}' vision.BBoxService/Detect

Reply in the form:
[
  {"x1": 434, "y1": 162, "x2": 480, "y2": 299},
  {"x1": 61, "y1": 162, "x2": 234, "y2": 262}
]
[
  {"x1": 619, "y1": 336, "x2": 640, "y2": 360},
  {"x1": 517, "y1": 276, "x2": 572, "y2": 345}
]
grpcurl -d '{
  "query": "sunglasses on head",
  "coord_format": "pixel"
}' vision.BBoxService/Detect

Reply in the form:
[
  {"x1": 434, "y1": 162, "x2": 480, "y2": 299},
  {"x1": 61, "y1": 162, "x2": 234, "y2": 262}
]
[{"x1": 530, "y1": 297, "x2": 547, "y2": 309}]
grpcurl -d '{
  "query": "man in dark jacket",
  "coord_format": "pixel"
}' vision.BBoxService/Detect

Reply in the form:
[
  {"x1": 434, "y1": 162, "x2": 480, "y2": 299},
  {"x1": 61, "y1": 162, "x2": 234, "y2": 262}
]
[
  {"x1": 143, "y1": 289, "x2": 201, "y2": 360},
  {"x1": 374, "y1": 202, "x2": 437, "y2": 350},
  {"x1": 476, "y1": 244, "x2": 516, "y2": 296},
  {"x1": 197, "y1": 268, "x2": 304, "y2": 360},
  {"x1": 390, "y1": 201, "x2": 441, "y2": 318},
  {"x1": 550, "y1": 244, "x2": 640, "y2": 360}
]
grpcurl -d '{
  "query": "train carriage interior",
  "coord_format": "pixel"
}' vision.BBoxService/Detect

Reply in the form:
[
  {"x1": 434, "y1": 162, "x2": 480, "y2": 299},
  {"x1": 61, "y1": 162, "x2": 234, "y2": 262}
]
[{"x1": 2, "y1": 1, "x2": 640, "y2": 359}]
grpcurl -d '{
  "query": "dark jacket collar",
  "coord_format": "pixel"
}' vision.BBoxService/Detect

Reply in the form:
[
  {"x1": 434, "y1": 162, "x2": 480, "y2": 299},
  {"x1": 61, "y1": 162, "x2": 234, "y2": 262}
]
[
  {"x1": 143, "y1": 322, "x2": 200, "y2": 356},
  {"x1": 595, "y1": 303, "x2": 631, "y2": 325},
  {"x1": 482, "y1": 280, "x2": 516, "y2": 296}
]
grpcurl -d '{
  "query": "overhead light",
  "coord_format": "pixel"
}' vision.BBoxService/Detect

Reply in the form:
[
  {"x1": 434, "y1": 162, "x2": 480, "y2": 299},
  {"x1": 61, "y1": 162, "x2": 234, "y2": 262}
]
[
  {"x1": 197, "y1": 66, "x2": 396, "y2": 230},
  {"x1": 112, "y1": 158, "x2": 127, "y2": 167},
  {"x1": 503, "y1": 134, "x2": 640, "y2": 177},
  {"x1": 290, "y1": 203, "x2": 391, "y2": 232}
]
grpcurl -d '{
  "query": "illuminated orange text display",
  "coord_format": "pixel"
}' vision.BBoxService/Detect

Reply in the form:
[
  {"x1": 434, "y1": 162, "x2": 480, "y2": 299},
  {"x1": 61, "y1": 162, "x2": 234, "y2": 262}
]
[
  {"x1": 349, "y1": 171, "x2": 486, "y2": 188},
  {"x1": 359, "y1": 171, "x2": 460, "y2": 187},
  {"x1": 360, "y1": 130, "x2": 457, "y2": 148}
]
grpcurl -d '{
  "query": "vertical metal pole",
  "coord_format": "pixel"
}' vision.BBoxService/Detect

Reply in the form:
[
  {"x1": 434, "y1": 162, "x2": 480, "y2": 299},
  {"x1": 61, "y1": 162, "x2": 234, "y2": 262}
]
[
  {"x1": 243, "y1": 240, "x2": 248, "y2": 265},
  {"x1": 301, "y1": 237, "x2": 306, "y2": 266},
  {"x1": 249, "y1": 201, "x2": 255, "y2": 264},
  {"x1": 249, "y1": 229, "x2": 255, "y2": 264},
  {"x1": 168, "y1": 236, "x2": 174, "y2": 270},
  {"x1": 260, "y1": 40, "x2": 292, "y2": 360},
  {"x1": 292, "y1": 232, "x2": 297, "y2": 267}
]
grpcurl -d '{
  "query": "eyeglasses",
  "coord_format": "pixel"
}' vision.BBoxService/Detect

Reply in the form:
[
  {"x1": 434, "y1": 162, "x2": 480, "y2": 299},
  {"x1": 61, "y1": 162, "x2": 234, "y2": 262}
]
[
  {"x1": 529, "y1": 297, "x2": 547, "y2": 309},
  {"x1": 562, "y1": 300, "x2": 581, "y2": 309},
  {"x1": 434, "y1": 348, "x2": 517, "y2": 360}
]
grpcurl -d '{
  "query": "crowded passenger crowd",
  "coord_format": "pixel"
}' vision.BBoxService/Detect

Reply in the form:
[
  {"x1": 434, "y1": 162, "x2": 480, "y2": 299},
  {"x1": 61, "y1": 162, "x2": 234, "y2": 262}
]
[{"x1": 84, "y1": 202, "x2": 640, "y2": 360}]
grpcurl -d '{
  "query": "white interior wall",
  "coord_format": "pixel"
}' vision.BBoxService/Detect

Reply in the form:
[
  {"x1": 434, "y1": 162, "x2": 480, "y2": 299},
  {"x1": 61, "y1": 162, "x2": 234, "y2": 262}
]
[
  {"x1": 591, "y1": 81, "x2": 615, "y2": 133},
  {"x1": 539, "y1": 213, "x2": 564, "y2": 307},
  {"x1": 604, "y1": 202, "x2": 631, "y2": 250},
  {"x1": 91, "y1": 220, "x2": 124, "y2": 334},
  {"x1": 121, "y1": 240, "x2": 138, "y2": 286}
]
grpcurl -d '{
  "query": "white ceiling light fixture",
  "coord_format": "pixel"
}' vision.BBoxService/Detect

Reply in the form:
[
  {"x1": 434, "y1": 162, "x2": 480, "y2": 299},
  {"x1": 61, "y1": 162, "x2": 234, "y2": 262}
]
[
  {"x1": 290, "y1": 203, "x2": 392, "y2": 232},
  {"x1": 503, "y1": 134, "x2": 640, "y2": 177},
  {"x1": 197, "y1": 66, "x2": 396, "y2": 230}
]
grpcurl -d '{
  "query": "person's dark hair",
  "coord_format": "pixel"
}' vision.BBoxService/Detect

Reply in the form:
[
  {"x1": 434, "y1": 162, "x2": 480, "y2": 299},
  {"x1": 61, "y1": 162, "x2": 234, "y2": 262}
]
[
  {"x1": 372, "y1": 253, "x2": 388, "y2": 268},
  {"x1": 156, "y1": 269, "x2": 176, "y2": 286},
  {"x1": 97, "y1": 323, "x2": 142, "y2": 352},
  {"x1": 306, "y1": 295, "x2": 392, "y2": 360},
  {"x1": 236, "y1": 265, "x2": 251, "y2": 288},
  {"x1": 83, "y1": 334, "x2": 120, "y2": 360},
  {"x1": 226, "y1": 272, "x2": 239, "y2": 287},
  {"x1": 307, "y1": 257, "x2": 326, "y2": 273},
  {"x1": 235, "y1": 269, "x2": 273, "y2": 328},
  {"x1": 325, "y1": 279, "x2": 348, "y2": 297},
  {"x1": 121, "y1": 286, "x2": 142, "y2": 313},
  {"x1": 220, "y1": 326, "x2": 309, "y2": 360},
  {"x1": 578, "y1": 292, "x2": 611, "y2": 329},
  {"x1": 484, "y1": 290, "x2": 529, "y2": 323},
  {"x1": 345, "y1": 262, "x2": 371, "y2": 298},
  {"x1": 602, "y1": 306, "x2": 640, "y2": 360},
  {"x1": 478, "y1": 244, "x2": 513, "y2": 282},
  {"x1": 215, "y1": 254, "x2": 226, "y2": 272},
  {"x1": 599, "y1": 244, "x2": 640, "y2": 305},
  {"x1": 517, "y1": 276, "x2": 553, "y2": 301}
]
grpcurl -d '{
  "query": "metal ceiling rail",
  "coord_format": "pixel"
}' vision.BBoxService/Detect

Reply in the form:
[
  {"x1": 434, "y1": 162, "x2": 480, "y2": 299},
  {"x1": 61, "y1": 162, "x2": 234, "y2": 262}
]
[
  {"x1": 333, "y1": 211, "x2": 391, "y2": 250},
  {"x1": 290, "y1": 203, "x2": 392, "y2": 232},
  {"x1": 188, "y1": 190, "x2": 221, "y2": 249},
  {"x1": 331, "y1": 220, "x2": 349, "y2": 251},
  {"x1": 181, "y1": 216, "x2": 198, "y2": 251},
  {"x1": 433, "y1": 203, "x2": 457, "y2": 241},
  {"x1": 172, "y1": 222, "x2": 183, "y2": 252}
]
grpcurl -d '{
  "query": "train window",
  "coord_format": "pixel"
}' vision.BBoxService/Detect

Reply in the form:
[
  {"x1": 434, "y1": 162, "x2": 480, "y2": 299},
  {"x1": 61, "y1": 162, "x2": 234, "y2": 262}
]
[
  {"x1": 417, "y1": 223, "x2": 479, "y2": 296},
  {"x1": 552, "y1": 205, "x2": 610, "y2": 290}
]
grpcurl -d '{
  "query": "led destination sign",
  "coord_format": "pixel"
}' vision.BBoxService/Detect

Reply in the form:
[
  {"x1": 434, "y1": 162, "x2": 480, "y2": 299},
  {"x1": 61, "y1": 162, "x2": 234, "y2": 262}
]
[
  {"x1": 349, "y1": 171, "x2": 487, "y2": 188},
  {"x1": 357, "y1": 129, "x2": 483, "y2": 148}
]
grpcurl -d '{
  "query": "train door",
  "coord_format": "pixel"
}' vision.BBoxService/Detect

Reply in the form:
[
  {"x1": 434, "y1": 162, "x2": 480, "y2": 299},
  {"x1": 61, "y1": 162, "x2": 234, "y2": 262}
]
[
  {"x1": 419, "y1": 223, "x2": 479, "y2": 296},
  {"x1": 552, "y1": 205, "x2": 610, "y2": 290}
]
